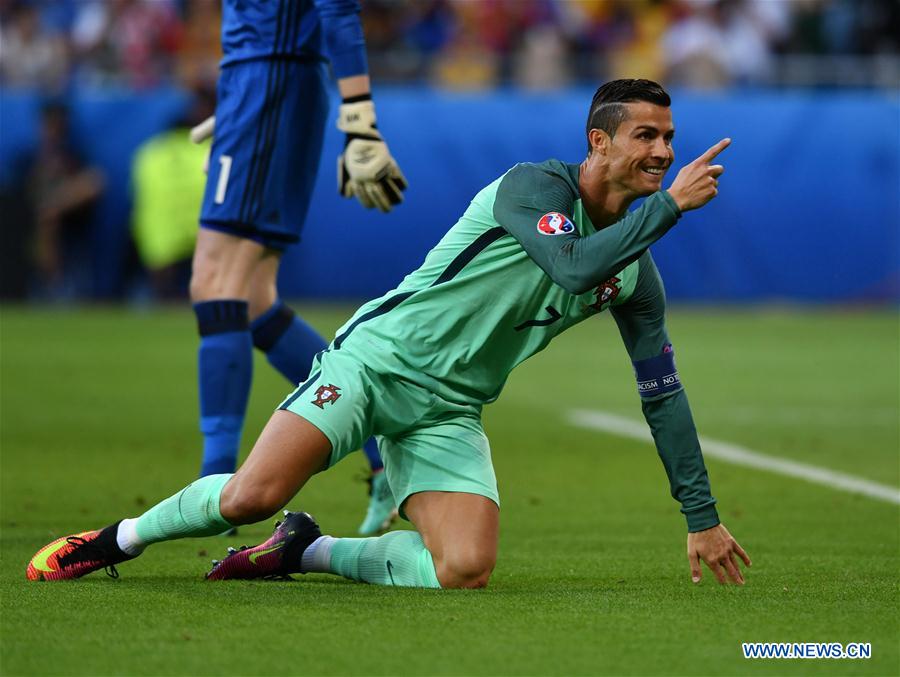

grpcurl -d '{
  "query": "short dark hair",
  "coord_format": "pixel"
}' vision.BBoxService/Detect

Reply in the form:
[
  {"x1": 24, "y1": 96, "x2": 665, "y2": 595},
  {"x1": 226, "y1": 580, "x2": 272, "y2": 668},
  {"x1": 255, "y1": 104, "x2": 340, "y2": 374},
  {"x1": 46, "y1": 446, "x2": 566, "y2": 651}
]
[{"x1": 585, "y1": 79, "x2": 671, "y2": 154}]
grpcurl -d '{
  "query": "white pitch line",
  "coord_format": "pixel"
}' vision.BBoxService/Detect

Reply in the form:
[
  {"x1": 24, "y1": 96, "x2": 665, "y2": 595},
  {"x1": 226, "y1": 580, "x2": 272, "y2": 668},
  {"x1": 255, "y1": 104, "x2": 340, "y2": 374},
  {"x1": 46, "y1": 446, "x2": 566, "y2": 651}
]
[{"x1": 568, "y1": 409, "x2": 900, "y2": 506}]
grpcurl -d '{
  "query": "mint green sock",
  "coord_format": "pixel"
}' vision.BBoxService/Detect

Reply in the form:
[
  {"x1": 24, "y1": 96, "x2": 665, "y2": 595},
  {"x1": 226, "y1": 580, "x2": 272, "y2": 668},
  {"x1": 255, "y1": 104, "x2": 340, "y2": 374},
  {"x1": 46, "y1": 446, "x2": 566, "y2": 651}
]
[
  {"x1": 134, "y1": 473, "x2": 234, "y2": 545},
  {"x1": 328, "y1": 531, "x2": 441, "y2": 588}
]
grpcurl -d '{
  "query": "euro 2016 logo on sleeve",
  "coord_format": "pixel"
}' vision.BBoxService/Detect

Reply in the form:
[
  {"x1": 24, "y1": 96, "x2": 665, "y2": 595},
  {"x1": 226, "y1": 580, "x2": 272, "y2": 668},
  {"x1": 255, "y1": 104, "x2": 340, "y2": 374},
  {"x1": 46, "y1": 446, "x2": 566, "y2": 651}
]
[
  {"x1": 311, "y1": 384, "x2": 342, "y2": 409},
  {"x1": 536, "y1": 212, "x2": 575, "y2": 236}
]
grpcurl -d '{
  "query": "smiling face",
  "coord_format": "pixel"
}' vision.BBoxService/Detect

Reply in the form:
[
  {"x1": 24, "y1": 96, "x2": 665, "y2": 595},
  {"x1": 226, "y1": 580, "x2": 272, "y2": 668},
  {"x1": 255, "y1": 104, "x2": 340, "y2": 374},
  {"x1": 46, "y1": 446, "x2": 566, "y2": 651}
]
[{"x1": 600, "y1": 101, "x2": 675, "y2": 197}]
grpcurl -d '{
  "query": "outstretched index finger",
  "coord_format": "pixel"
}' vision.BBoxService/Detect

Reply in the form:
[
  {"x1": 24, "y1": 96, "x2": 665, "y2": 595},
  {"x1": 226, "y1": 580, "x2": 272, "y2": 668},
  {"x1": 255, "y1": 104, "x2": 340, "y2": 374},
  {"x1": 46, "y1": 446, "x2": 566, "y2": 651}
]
[{"x1": 698, "y1": 137, "x2": 731, "y2": 164}]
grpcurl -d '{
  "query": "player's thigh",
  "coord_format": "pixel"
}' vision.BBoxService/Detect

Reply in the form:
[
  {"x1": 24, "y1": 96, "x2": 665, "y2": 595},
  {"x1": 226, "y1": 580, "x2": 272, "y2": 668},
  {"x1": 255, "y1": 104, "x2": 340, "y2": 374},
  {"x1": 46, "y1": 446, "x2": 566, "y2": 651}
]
[
  {"x1": 278, "y1": 349, "x2": 375, "y2": 470},
  {"x1": 378, "y1": 409, "x2": 500, "y2": 517},
  {"x1": 378, "y1": 410, "x2": 500, "y2": 586},
  {"x1": 220, "y1": 409, "x2": 331, "y2": 524},
  {"x1": 405, "y1": 491, "x2": 499, "y2": 588}
]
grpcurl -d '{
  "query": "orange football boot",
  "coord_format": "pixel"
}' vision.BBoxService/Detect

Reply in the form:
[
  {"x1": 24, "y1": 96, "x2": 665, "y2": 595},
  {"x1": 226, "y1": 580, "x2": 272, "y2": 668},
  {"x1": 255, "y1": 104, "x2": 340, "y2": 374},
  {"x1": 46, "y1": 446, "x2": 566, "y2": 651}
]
[{"x1": 27, "y1": 522, "x2": 132, "y2": 581}]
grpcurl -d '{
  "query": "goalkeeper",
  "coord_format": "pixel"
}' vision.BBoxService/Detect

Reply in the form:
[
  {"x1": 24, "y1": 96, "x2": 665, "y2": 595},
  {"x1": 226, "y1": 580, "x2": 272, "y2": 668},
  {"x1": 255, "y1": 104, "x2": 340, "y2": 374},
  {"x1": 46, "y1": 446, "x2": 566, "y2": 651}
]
[
  {"x1": 187, "y1": 0, "x2": 404, "y2": 536},
  {"x1": 28, "y1": 79, "x2": 751, "y2": 589}
]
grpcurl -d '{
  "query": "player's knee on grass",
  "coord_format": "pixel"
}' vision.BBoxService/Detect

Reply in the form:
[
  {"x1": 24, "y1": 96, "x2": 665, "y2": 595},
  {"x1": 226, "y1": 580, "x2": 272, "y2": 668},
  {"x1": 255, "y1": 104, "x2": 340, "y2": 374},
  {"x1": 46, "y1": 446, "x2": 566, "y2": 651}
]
[{"x1": 434, "y1": 548, "x2": 496, "y2": 589}]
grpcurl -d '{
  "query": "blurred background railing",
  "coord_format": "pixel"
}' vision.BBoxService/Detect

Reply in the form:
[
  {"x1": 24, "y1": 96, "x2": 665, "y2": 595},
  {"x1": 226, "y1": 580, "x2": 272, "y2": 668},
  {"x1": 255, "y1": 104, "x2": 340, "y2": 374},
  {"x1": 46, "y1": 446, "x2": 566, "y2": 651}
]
[{"x1": 1, "y1": 0, "x2": 898, "y2": 303}]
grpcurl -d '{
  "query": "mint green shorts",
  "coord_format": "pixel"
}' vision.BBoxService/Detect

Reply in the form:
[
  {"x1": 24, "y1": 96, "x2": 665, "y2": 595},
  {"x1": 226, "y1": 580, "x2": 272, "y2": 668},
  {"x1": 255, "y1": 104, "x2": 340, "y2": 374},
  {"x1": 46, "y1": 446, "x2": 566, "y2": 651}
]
[{"x1": 278, "y1": 348, "x2": 499, "y2": 515}]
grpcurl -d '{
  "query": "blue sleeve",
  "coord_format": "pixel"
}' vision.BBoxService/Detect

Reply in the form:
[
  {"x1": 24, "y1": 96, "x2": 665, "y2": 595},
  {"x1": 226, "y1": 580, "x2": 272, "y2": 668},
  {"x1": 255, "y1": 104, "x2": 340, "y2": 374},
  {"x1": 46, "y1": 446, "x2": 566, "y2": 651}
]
[{"x1": 312, "y1": 0, "x2": 368, "y2": 79}]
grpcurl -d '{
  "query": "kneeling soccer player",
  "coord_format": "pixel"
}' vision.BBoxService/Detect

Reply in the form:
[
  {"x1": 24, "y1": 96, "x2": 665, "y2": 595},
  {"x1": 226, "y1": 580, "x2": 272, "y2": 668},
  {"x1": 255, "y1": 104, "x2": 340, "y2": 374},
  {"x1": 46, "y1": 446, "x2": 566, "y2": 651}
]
[{"x1": 28, "y1": 79, "x2": 750, "y2": 589}]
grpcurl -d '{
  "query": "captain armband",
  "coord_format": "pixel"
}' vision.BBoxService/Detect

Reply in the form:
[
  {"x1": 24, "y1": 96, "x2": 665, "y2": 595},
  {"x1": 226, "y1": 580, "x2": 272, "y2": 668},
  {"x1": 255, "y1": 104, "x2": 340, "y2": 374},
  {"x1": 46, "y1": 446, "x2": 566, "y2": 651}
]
[{"x1": 632, "y1": 344, "x2": 682, "y2": 399}]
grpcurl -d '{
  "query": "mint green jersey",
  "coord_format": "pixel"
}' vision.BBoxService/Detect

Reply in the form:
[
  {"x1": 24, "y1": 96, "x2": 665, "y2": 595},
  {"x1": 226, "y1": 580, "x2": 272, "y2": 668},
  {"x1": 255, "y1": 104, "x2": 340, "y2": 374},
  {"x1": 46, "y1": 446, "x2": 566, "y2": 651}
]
[
  {"x1": 335, "y1": 160, "x2": 677, "y2": 405},
  {"x1": 328, "y1": 159, "x2": 719, "y2": 531}
]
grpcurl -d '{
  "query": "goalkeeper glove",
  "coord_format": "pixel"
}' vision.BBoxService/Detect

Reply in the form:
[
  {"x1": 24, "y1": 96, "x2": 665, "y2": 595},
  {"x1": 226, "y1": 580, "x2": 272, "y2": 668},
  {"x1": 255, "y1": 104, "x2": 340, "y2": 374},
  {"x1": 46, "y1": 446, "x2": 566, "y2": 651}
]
[
  {"x1": 337, "y1": 97, "x2": 408, "y2": 212},
  {"x1": 189, "y1": 115, "x2": 216, "y2": 144},
  {"x1": 189, "y1": 115, "x2": 215, "y2": 174}
]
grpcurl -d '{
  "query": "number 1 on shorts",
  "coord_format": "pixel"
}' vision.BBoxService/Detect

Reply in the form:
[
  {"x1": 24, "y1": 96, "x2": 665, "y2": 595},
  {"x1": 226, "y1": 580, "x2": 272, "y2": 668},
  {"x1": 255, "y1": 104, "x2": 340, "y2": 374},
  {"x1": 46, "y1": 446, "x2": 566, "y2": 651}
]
[{"x1": 214, "y1": 154, "x2": 233, "y2": 204}]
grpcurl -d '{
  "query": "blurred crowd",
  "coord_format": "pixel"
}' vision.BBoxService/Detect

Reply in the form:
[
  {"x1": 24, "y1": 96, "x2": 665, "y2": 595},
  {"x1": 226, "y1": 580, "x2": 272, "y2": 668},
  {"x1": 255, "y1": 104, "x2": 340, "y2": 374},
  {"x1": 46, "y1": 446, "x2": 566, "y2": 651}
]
[
  {"x1": 1, "y1": 0, "x2": 898, "y2": 93},
  {"x1": 1, "y1": 0, "x2": 898, "y2": 302},
  {"x1": 0, "y1": 0, "x2": 218, "y2": 91}
]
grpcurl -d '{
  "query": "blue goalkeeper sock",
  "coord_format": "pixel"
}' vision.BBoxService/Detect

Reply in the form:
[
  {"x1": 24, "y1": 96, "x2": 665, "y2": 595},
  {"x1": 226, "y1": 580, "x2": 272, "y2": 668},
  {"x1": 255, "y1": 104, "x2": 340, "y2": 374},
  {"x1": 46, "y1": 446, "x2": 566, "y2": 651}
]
[
  {"x1": 251, "y1": 300, "x2": 385, "y2": 473},
  {"x1": 362, "y1": 438, "x2": 383, "y2": 471},
  {"x1": 194, "y1": 300, "x2": 252, "y2": 477},
  {"x1": 250, "y1": 300, "x2": 326, "y2": 385}
]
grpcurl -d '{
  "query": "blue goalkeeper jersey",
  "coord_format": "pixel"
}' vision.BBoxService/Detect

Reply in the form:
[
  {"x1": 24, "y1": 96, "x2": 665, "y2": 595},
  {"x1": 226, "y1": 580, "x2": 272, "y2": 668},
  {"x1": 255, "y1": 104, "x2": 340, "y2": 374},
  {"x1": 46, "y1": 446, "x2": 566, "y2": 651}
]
[{"x1": 220, "y1": 0, "x2": 367, "y2": 77}]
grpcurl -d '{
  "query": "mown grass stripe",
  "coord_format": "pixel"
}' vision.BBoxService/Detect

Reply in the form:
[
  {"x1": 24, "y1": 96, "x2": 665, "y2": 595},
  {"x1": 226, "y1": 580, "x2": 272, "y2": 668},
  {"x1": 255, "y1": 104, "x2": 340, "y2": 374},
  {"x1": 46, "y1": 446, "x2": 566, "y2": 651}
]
[{"x1": 569, "y1": 408, "x2": 900, "y2": 505}]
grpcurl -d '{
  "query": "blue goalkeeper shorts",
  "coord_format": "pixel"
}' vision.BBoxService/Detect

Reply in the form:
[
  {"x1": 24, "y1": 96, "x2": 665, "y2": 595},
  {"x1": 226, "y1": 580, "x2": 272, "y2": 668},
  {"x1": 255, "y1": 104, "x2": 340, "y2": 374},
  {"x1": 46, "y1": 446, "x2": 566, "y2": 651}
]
[{"x1": 199, "y1": 58, "x2": 330, "y2": 250}]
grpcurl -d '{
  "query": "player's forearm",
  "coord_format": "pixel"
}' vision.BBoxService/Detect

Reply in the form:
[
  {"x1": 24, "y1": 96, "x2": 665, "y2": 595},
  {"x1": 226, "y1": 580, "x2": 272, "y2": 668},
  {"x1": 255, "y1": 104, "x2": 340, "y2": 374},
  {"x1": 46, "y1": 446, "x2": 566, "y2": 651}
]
[
  {"x1": 641, "y1": 389, "x2": 719, "y2": 532},
  {"x1": 337, "y1": 74, "x2": 370, "y2": 100},
  {"x1": 313, "y1": 0, "x2": 367, "y2": 79},
  {"x1": 548, "y1": 191, "x2": 681, "y2": 295}
]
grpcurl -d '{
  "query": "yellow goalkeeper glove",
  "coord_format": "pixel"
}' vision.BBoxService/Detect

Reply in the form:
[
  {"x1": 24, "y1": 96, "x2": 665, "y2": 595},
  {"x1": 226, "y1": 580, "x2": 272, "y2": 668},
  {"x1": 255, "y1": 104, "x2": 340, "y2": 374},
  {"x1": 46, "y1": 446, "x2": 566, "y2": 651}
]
[{"x1": 337, "y1": 98, "x2": 408, "y2": 213}]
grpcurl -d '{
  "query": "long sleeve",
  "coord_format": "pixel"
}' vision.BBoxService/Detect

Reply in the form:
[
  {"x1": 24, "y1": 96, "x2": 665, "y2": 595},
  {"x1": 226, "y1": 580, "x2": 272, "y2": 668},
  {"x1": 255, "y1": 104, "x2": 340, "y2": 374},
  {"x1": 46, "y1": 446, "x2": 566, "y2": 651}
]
[
  {"x1": 610, "y1": 252, "x2": 719, "y2": 532},
  {"x1": 312, "y1": 0, "x2": 367, "y2": 78},
  {"x1": 493, "y1": 163, "x2": 681, "y2": 295}
]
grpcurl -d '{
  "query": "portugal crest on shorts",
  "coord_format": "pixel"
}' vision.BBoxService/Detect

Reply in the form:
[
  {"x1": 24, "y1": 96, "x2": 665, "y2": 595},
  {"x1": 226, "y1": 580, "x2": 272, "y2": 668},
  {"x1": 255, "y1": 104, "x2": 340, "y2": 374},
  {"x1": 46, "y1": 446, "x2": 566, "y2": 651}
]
[
  {"x1": 537, "y1": 212, "x2": 576, "y2": 236},
  {"x1": 311, "y1": 384, "x2": 342, "y2": 409},
  {"x1": 583, "y1": 276, "x2": 620, "y2": 313}
]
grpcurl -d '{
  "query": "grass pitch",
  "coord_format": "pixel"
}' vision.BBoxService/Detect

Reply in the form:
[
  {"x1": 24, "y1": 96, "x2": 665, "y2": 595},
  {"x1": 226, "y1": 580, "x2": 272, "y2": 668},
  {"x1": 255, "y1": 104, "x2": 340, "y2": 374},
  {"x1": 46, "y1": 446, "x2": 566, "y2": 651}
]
[{"x1": 1, "y1": 305, "x2": 897, "y2": 676}]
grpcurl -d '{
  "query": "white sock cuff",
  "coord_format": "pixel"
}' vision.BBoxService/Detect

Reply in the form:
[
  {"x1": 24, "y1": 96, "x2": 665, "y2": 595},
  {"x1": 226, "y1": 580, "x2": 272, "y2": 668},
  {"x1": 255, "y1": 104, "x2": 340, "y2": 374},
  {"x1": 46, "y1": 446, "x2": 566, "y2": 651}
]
[
  {"x1": 301, "y1": 535, "x2": 336, "y2": 573},
  {"x1": 116, "y1": 518, "x2": 146, "y2": 557}
]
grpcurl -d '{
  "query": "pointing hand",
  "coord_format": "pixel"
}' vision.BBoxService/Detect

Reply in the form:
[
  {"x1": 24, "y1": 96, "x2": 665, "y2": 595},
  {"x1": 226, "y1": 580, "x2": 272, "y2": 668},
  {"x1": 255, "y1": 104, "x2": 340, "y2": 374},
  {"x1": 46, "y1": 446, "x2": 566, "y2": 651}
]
[{"x1": 667, "y1": 138, "x2": 730, "y2": 212}]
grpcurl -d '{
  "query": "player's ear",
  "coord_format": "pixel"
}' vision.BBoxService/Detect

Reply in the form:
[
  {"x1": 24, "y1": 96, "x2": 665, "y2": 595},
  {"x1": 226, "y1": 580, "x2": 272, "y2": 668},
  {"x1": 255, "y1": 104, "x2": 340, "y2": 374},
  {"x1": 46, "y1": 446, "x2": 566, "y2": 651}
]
[{"x1": 588, "y1": 128, "x2": 610, "y2": 156}]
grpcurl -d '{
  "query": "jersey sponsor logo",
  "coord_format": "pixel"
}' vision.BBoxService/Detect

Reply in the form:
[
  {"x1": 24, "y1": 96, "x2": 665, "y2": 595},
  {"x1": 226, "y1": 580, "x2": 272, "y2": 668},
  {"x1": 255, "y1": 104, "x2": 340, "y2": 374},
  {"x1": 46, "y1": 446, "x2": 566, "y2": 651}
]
[
  {"x1": 311, "y1": 384, "x2": 342, "y2": 409},
  {"x1": 536, "y1": 212, "x2": 576, "y2": 236},
  {"x1": 583, "y1": 276, "x2": 620, "y2": 313}
]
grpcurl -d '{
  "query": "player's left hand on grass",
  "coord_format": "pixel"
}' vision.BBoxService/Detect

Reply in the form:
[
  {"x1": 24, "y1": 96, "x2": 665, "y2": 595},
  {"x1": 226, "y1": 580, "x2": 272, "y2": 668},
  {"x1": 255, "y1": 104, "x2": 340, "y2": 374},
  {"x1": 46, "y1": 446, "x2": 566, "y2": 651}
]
[
  {"x1": 337, "y1": 98, "x2": 408, "y2": 213},
  {"x1": 687, "y1": 523, "x2": 751, "y2": 585}
]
